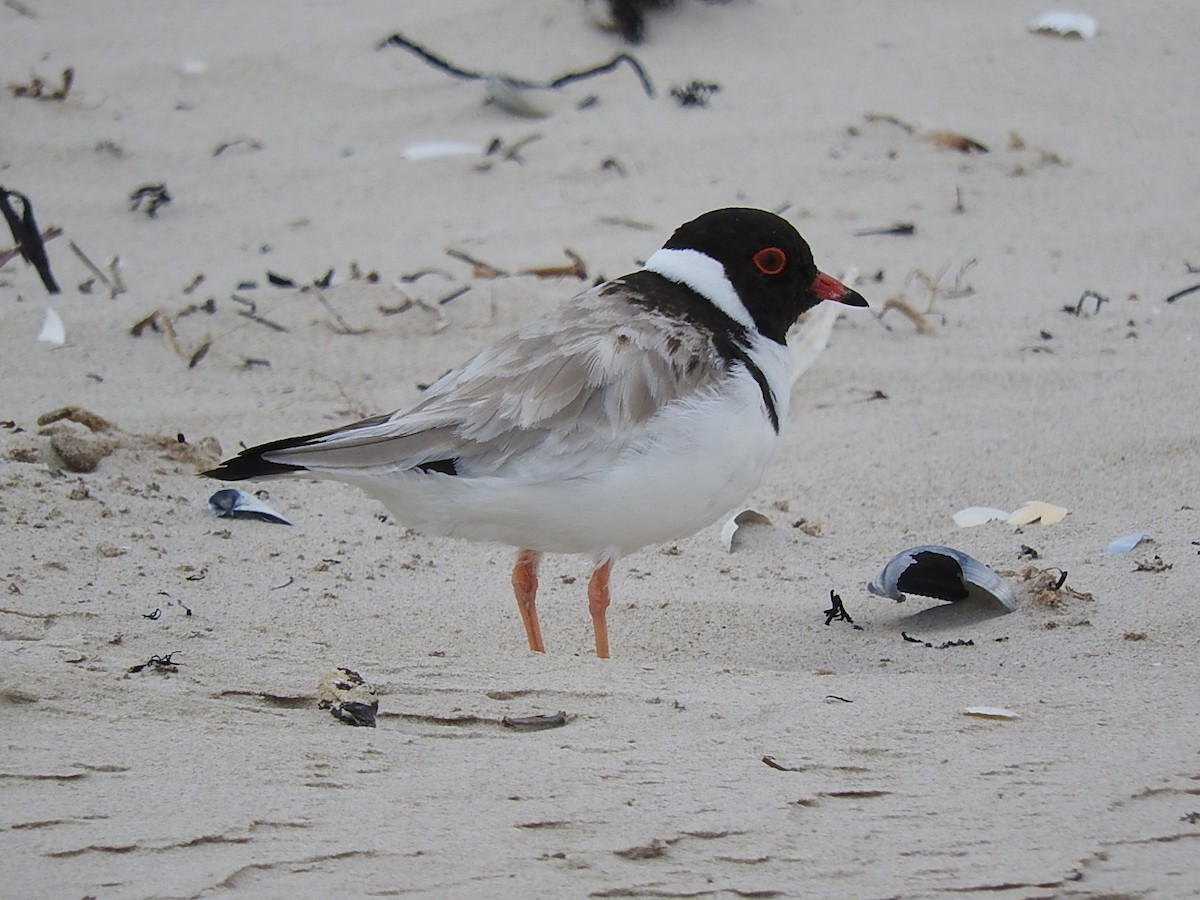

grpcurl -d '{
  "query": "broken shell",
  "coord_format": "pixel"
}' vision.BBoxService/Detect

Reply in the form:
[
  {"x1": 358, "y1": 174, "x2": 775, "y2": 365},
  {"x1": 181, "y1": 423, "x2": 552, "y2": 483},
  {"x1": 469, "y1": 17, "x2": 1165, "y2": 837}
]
[
  {"x1": 868, "y1": 545, "x2": 1018, "y2": 612},
  {"x1": 1029, "y1": 11, "x2": 1098, "y2": 40},
  {"x1": 38, "y1": 307, "x2": 65, "y2": 345},
  {"x1": 207, "y1": 488, "x2": 292, "y2": 525},
  {"x1": 400, "y1": 141, "x2": 481, "y2": 161},
  {"x1": 719, "y1": 509, "x2": 773, "y2": 552},
  {"x1": 1105, "y1": 531, "x2": 1150, "y2": 554},
  {"x1": 788, "y1": 301, "x2": 839, "y2": 384},
  {"x1": 953, "y1": 506, "x2": 1010, "y2": 527},
  {"x1": 1007, "y1": 500, "x2": 1069, "y2": 526},
  {"x1": 484, "y1": 76, "x2": 549, "y2": 118}
]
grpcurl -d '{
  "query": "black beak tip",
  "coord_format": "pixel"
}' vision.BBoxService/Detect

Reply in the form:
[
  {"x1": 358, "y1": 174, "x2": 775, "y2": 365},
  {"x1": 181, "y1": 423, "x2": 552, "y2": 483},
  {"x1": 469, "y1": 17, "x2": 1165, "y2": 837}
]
[{"x1": 840, "y1": 289, "x2": 869, "y2": 308}]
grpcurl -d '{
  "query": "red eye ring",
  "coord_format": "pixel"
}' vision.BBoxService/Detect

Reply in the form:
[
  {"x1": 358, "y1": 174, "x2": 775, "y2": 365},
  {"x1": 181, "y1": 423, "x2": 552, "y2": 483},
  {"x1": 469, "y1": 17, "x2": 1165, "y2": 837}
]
[{"x1": 753, "y1": 246, "x2": 787, "y2": 276}]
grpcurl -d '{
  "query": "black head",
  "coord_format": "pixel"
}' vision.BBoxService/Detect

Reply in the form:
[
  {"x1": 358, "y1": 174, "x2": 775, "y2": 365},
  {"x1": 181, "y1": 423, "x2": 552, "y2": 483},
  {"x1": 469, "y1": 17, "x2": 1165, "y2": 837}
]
[{"x1": 663, "y1": 207, "x2": 867, "y2": 344}]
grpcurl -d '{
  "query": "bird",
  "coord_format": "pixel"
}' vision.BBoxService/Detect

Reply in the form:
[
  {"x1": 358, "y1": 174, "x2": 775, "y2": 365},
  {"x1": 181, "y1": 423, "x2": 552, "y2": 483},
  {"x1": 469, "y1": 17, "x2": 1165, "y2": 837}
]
[{"x1": 205, "y1": 208, "x2": 868, "y2": 658}]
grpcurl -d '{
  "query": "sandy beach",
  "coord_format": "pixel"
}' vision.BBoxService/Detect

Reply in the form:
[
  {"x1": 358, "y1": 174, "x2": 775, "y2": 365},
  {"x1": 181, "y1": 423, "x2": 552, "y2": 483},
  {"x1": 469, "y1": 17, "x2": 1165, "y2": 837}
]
[{"x1": 3, "y1": 2, "x2": 1199, "y2": 897}]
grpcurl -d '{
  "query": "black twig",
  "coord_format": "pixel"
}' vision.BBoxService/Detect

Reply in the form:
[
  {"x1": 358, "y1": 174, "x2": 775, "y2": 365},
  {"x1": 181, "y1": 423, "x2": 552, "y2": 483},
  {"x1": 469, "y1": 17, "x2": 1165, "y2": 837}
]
[
  {"x1": 1165, "y1": 283, "x2": 1200, "y2": 304},
  {"x1": 436, "y1": 285, "x2": 470, "y2": 306},
  {"x1": 548, "y1": 55, "x2": 653, "y2": 96},
  {"x1": 380, "y1": 32, "x2": 655, "y2": 97},
  {"x1": 380, "y1": 32, "x2": 483, "y2": 81},
  {"x1": 854, "y1": 223, "x2": 917, "y2": 237}
]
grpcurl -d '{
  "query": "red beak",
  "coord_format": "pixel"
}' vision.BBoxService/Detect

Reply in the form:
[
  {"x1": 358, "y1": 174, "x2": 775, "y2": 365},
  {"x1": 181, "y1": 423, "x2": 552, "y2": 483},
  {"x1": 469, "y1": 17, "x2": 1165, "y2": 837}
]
[{"x1": 811, "y1": 271, "x2": 869, "y2": 307}]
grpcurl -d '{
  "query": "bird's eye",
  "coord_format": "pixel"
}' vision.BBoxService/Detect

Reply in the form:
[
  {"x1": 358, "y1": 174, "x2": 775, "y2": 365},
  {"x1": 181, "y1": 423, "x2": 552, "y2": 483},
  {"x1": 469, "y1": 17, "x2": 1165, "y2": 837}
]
[{"x1": 752, "y1": 247, "x2": 786, "y2": 275}]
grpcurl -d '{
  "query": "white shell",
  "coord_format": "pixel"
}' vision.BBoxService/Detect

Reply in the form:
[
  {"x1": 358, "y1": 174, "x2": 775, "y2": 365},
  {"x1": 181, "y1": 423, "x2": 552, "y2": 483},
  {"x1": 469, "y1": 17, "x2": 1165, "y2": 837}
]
[
  {"x1": 963, "y1": 706, "x2": 1020, "y2": 720},
  {"x1": 485, "y1": 77, "x2": 549, "y2": 119},
  {"x1": 1029, "y1": 11, "x2": 1098, "y2": 40},
  {"x1": 208, "y1": 488, "x2": 292, "y2": 525},
  {"x1": 868, "y1": 545, "x2": 1018, "y2": 612},
  {"x1": 953, "y1": 506, "x2": 1010, "y2": 527},
  {"x1": 37, "y1": 307, "x2": 65, "y2": 345},
  {"x1": 719, "y1": 509, "x2": 773, "y2": 552},
  {"x1": 788, "y1": 301, "x2": 838, "y2": 384},
  {"x1": 401, "y1": 141, "x2": 481, "y2": 161},
  {"x1": 1105, "y1": 531, "x2": 1149, "y2": 554}
]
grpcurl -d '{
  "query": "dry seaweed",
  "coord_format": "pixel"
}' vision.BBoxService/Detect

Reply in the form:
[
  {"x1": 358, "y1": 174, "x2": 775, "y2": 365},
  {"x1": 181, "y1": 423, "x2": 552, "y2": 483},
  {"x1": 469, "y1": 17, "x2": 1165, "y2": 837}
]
[
  {"x1": 0, "y1": 186, "x2": 59, "y2": 293},
  {"x1": 8, "y1": 67, "x2": 73, "y2": 101},
  {"x1": 669, "y1": 80, "x2": 720, "y2": 107},
  {"x1": 129, "y1": 183, "x2": 171, "y2": 218}
]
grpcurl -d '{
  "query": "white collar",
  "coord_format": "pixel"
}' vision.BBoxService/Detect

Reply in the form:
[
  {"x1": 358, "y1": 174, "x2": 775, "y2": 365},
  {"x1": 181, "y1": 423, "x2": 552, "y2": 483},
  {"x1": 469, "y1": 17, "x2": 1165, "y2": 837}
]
[{"x1": 643, "y1": 248, "x2": 753, "y2": 331}]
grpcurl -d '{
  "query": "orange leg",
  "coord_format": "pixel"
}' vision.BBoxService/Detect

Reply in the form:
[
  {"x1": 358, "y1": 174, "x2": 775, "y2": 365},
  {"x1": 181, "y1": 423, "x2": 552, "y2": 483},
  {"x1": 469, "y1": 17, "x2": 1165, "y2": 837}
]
[
  {"x1": 512, "y1": 549, "x2": 545, "y2": 653},
  {"x1": 588, "y1": 559, "x2": 614, "y2": 659}
]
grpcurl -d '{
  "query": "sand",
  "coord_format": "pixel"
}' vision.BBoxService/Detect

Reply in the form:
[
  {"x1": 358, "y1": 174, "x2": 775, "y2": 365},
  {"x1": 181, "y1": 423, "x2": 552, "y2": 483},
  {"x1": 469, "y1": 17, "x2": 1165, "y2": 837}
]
[{"x1": 3, "y1": 2, "x2": 1199, "y2": 897}]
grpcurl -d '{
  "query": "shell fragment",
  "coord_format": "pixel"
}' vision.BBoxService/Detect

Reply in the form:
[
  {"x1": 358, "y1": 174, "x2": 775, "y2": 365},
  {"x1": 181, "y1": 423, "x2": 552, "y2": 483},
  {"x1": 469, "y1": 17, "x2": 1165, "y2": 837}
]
[
  {"x1": 1105, "y1": 532, "x2": 1150, "y2": 554},
  {"x1": 485, "y1": 76, "x2": 549, "y2": 118},
  {"x1": 869, "y1": 545, "x2": 1018, "y2": 612},
  {"x1": 38, "y1": 308, "x2": 65, "y2": 345},
  {"x1": 1029, "y1": 11, "x2": 1098, "y2": 41},
  {"x1": 719, "y1": 509, "x2": 773, "y2": 552},
  {"x1": 1006, "y1": 501, "x2": 1069, "y2": 526},
  {"x1": 207, "y1": 488, "x2": 292, "y2": 525},
  {"x1": 401, "y1": 141, "x2": 481, "y2": 161},
  {"x1": 788, "y1": 301, "x2": 839, "y2": 384},
  {"x1": 953, "y1": 506, "x2": 1010, "y2": 528}
]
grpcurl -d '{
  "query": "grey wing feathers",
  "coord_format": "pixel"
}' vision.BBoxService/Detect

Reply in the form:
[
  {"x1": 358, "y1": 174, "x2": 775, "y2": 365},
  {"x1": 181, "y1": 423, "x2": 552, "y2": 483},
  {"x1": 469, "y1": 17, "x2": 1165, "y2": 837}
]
[{"x1": 262, "y1": 286, "x2": 724, "y2": 480}]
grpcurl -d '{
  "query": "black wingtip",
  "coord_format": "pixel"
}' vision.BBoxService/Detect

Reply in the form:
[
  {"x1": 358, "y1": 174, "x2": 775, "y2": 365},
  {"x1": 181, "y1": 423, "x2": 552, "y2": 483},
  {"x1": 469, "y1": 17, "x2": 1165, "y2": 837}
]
[
  {"x1": 203, "y1": 453, "x2": 307, "y2": 482},
  {"x1": 203, "y1": 430, "x2": 329, "y2": 482},
  {"x1": 205, "y1": 413, "x2": 395, "y2": 483}
]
